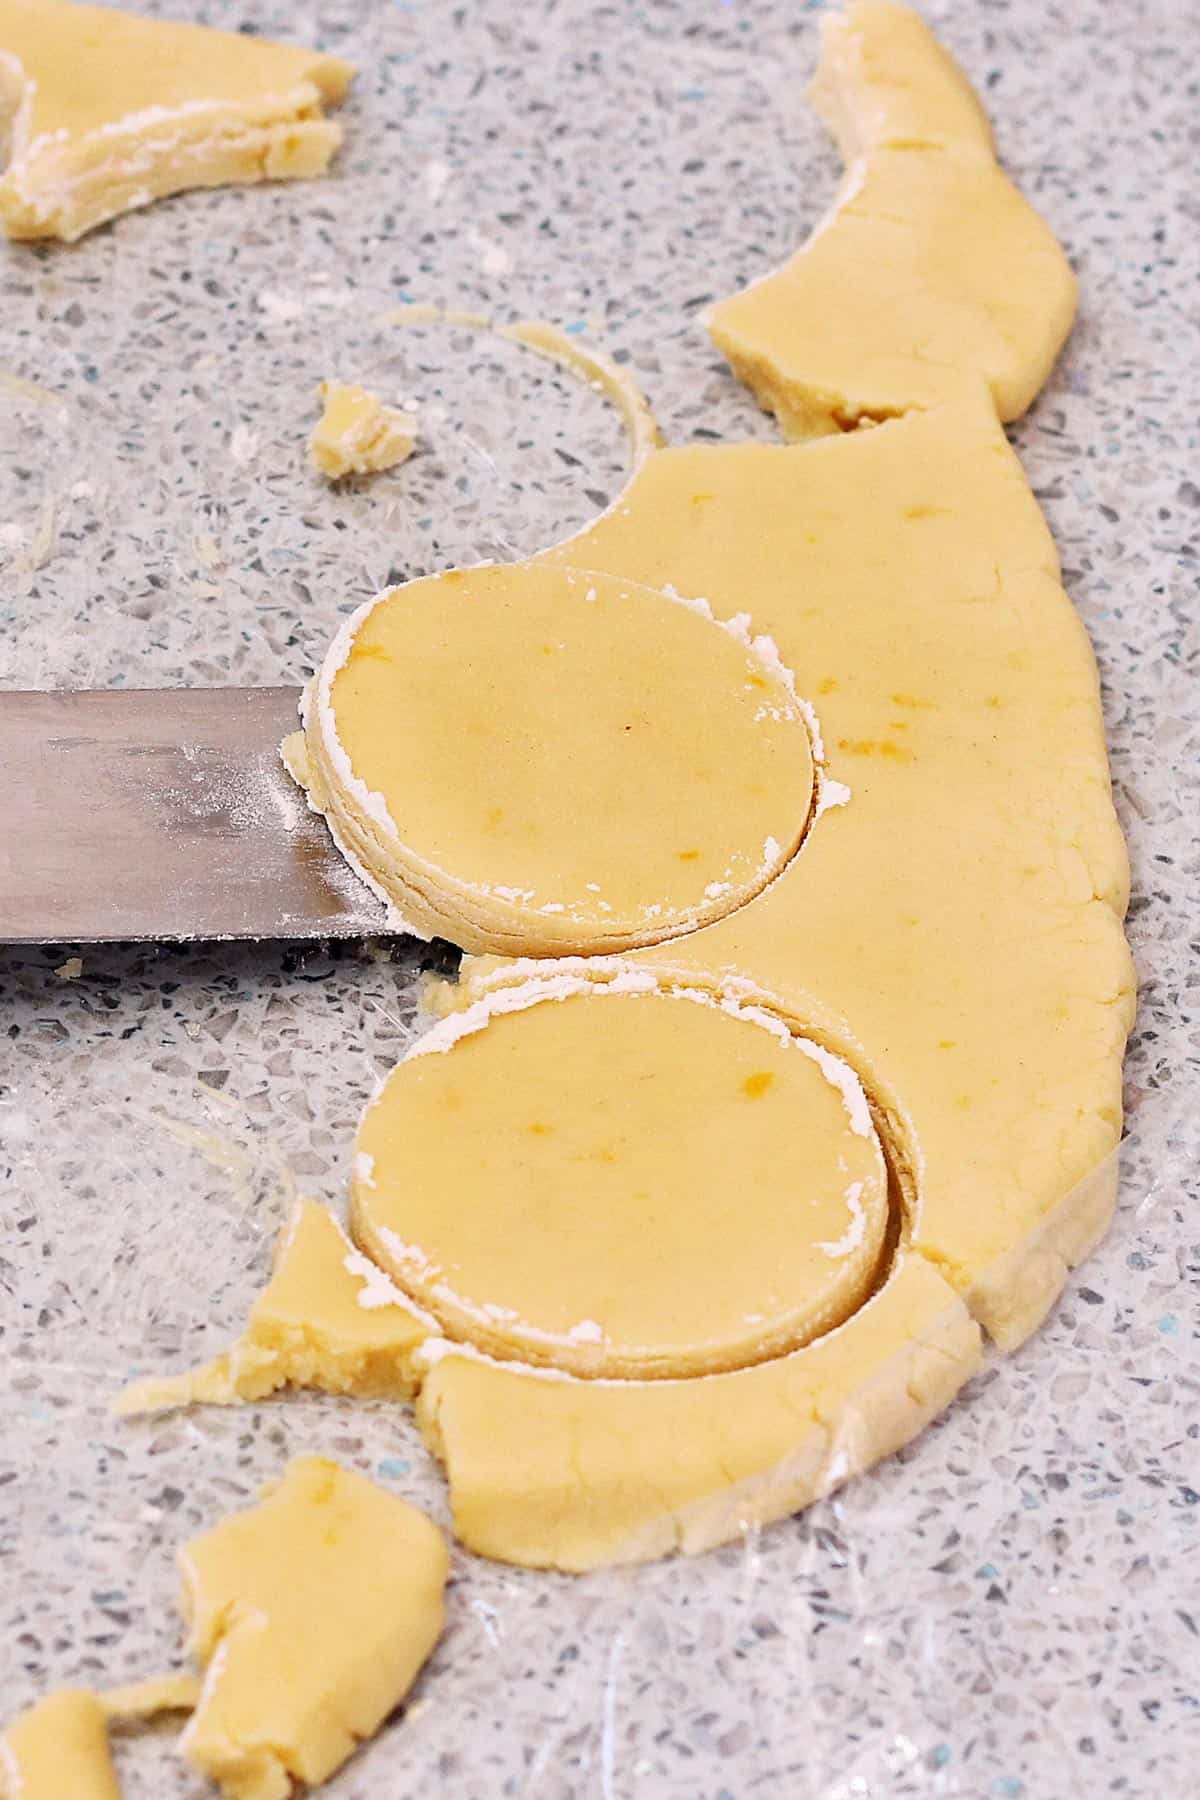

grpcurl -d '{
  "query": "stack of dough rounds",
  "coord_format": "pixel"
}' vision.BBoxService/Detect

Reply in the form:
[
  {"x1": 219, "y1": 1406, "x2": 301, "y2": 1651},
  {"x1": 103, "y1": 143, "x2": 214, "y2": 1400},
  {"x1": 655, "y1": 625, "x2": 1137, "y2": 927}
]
[
  {"x1": 294, "y1": 562, "x2": 817, "y2": 955},
  {"x1": 352, "y1": 977, "x2": 890, "y2": 1380}
]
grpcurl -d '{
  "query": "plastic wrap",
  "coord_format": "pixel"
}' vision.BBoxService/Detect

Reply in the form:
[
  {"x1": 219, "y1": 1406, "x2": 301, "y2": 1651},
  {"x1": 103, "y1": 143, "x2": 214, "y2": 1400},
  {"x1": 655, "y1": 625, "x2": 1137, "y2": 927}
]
[{"x1": 1, "y1": 1, "x2": 1195, "y2": 1794}]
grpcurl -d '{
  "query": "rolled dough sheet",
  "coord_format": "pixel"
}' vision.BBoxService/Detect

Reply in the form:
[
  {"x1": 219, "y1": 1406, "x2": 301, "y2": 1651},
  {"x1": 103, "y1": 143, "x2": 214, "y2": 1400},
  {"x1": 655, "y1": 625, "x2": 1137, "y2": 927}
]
[
  {"x1": 102, "y1": 1673, "x2": 201, "y2": 1721},
  {"x1": 0, "y1": 0, "x2": 353, "y2": 242},
  {"x1": 536, "y1": 386, "x2": 1134, "y2": 1349},
  {"x1": 134, "y1": 389, "x2": 1130, "y2": 1570},
  {"x1": 353, "y1": 976, "x2": 890, "y2": 1379},
  {"x1": 309, "y1": 381, "x2": 418, "y2": 480},
  {"x1": 707, "y1": 1, "x2": 1077, "y2": 432},
  {"x1": 292, "y1": 561, "x2": 817, "y2": 956},
  {"x1": 179, "y1": 1457, "x2": 448, "y2": 1800},
  {"x1": 806, "y1": 0, "x2": 995, "y2": 155}
]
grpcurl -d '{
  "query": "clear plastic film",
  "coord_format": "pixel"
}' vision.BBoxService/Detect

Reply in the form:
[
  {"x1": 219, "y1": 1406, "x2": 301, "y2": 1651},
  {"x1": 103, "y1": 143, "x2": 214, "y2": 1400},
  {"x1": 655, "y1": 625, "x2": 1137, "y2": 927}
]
[{"x1": 1, "y1": 2, "x2": 1196, "y2": 1795}]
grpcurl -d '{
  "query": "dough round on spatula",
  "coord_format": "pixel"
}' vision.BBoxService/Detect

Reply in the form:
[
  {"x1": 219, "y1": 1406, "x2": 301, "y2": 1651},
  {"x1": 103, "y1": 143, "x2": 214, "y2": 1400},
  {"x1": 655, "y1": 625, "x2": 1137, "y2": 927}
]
[
  {"x1": 297, "y1": 562, "x2": 815, "y2": 955},
  {"x1": 351, "y1": 978, "x2": 889, "y2": 1379}
]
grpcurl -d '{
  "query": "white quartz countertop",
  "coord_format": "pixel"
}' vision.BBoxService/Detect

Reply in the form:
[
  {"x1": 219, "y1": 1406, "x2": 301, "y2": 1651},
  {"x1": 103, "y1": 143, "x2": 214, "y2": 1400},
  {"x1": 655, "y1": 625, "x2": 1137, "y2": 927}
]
[{"x1": 1, "y1": 2, "x2": 1196, "y2": 1795}]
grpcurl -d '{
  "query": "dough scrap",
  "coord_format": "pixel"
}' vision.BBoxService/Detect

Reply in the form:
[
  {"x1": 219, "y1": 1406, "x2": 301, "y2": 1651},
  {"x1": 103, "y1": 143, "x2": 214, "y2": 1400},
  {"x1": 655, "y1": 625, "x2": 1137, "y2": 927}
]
[
  {"x1": 0, "y1": 1690, "x2": 119, "y2": 1800},
  {"x1": 309, "y1": 381, "x2": 418, "y2": 481},
  {"x1": 499, "y1": 318, "x2": 663, "y2": 466},
  {"x1": 102, "y1": 1673, "x2": 202, "y2": 1721},
  {"x1": 179, "y1": 1456, "x2": 447, "y2": 1800},
  {"x1": 417, "y1": 1250, "x2": 979, "y2": 1571},
  {"x1": 0, "y1": 0, "x2": 353, "y2": 242},
  {"x1": 292, "y1": 561, "x2": 817, "y2": 955},
  {"x1": 707, "y1": 1, "x2": 1076, "y2": 432},
  {"x1": 115, "y1": 1197, "x2": 429, "y2": 1417},
  {"x1": 0, "y1": 1678, "x2": 196, "y2": 1800},
  {"x1": 353, "y1": 976, "x2": 890, "y2": 1379},
  {"x1": 380, "y1": 309, "x2": 663, "y2": 471}
]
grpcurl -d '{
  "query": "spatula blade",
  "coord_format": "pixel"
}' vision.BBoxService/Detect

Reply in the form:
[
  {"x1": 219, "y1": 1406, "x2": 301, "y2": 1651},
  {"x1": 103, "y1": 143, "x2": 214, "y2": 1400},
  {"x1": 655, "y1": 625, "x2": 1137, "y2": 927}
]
[{"x1": 0, "y1": 687, "x2": 391, "y2": 944}]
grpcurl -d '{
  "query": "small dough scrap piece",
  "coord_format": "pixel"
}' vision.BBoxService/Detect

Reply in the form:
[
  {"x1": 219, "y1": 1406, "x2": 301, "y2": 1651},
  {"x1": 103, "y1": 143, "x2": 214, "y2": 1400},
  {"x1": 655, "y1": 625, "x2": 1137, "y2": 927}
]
[
  {"x1": 417, "y1": 1252, "x2": 980, "y2": 1570},
  {"x1": 179, "y1": 1457, "x2": 448, "y2": 1800},
  {"x1": 0, "y1": 0, "x2": 353, "y2": 243},
  {"x1": 707, "y1": 2, "x2": 1076, "y2": 431},
  {"x1": 294, "y1": 561, "x2": 815, "y2": 955},
  {"x1": 382, "y1": 308, "x2": 662, "y2": 494},
  {"x1": 116, "y1": 1198, "x2": 428, "y2": 1416},
  {"x1": 103, "y1": 1672, "x2": 201, "y2": 1720},
  {"x1": 309, "y1": 381, "x2": 418, "y2": 480},
  {"x1": 353, "y1": 977, "x2": 889, "y2": 1379},
  {"x1": 0, "y1": 1690, "x2": 119, "y2": 1800},
  {"x1": 500, "y1": 319, "x2": 663, "y2": 465}
]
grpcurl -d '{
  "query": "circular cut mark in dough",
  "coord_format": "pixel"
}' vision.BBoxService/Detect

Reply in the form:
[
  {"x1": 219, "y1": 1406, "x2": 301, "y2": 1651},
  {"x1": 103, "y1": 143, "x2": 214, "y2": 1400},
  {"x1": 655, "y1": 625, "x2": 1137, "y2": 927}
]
[
  {"x1": 310, "y1": 562, "x2": 815, "y2": 954},
  {"x1": 352, "y1": 981, "x2": 889, "y2": 1379}
]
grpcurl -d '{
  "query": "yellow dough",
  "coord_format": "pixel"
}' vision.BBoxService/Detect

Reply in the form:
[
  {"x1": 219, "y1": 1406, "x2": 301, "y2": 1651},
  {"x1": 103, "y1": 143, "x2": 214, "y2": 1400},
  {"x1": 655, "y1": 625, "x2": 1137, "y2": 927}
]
[
  {"x1": 154, "y1": 401, "x2": 1129, "y2": 1568},
  {"x1": 500, "y1": 318, "x2": 663, "y2": 464},
  {"x1": 116, "y1": 1198, "x2": 429, "y2": 1416},
  {"x1": 806, "y1": 0, "x2": 994, "y2": 155},
  {"x1": 115, "y1": 7, "x2": 1130, "y2": 1576},
  {"x1": 533, "y1": 392, "x2": 1132, "y2": 1346},
  {"x1": 0, "y1": 0, "x2": 353, "y2": 242},
  {"x1": 0, "y1": 1690, "x2": 119, "y2": 1800},
  {"x1": 102, "y1": 1673, "x2": 201, "y2": 1720},
  {"x1": 382, "y1": 311, "x2": 664, "y2": 465},
  {"x1": 387, "y1": 386, "x2": 1131, "y2": 1568},
  {"x1": 309, "y1": 382, "x2": 418, "y2": 480},
  {"x1": 0, "y1": 1678, "x2": 200, "y2": 1800},
  {"x1": 353, "y1": 977, "x2": 890, "y2": 1379},
  {"x1": 292, "y1": 561, "x2": 818, "y2": 955},
  {"x1": 707, "y1": 2, "x2": 1077, "y2": 432},
  {"x1": 179, "y1": 1457, "x2": 447, "y2": 1800},
  {"x1": 419, "y1": 1251, "x2": 978, "y2": 1570}
]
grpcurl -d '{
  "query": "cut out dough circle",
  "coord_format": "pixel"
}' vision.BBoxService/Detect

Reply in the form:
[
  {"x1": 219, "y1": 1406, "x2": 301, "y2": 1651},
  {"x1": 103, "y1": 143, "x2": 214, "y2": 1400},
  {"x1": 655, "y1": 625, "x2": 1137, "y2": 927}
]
[
  {"x1": 353, "y1": 979, "x2": 891, "y2": 1380},
  {"x1": 294, "y1": 562, "x2": 818, "y2": 955}
]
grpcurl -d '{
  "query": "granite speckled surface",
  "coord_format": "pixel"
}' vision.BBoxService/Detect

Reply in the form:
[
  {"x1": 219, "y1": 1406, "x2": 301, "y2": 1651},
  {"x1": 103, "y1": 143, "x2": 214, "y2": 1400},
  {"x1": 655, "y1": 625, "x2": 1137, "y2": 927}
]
[{"x1": 1, "y1": 1, "x2": 1197, "y2": 1795}]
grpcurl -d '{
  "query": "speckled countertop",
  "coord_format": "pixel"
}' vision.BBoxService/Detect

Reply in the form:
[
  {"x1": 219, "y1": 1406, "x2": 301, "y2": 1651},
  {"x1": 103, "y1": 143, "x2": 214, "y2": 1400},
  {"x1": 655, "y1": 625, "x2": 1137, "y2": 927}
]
[{"x1": 1, "y1": 1, "x2": 1197, "y2": 1795}]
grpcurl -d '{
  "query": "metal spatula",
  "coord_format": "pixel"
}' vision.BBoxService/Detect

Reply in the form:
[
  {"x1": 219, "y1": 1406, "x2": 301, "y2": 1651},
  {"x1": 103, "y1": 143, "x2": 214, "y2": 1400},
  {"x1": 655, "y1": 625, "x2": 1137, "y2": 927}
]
[{"x1": 0, "y1": 688, "x2": 390, "y2": 943}]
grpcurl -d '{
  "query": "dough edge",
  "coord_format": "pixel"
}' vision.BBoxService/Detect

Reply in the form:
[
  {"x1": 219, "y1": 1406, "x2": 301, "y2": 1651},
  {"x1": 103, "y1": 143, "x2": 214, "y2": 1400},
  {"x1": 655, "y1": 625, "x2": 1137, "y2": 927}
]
[{"x1": 416, "y1": 1253, "x2": 981, "y2": 1572}]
